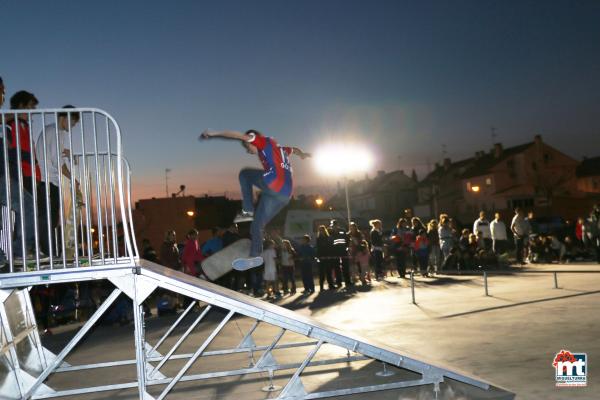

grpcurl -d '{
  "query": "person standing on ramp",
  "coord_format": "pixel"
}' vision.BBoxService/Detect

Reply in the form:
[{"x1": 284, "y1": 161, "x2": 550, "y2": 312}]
[{"x1": 200, "y1": 129, "x2": 310, "y2": 270}]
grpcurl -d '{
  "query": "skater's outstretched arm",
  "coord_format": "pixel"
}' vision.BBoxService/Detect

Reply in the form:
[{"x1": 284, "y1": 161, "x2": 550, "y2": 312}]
[
  {"x1": 288, "y1": 146, "x2": 311, "y2": 160},
  {"x1": 199, "y1": 130, "x2": 248, "y2": 141}
]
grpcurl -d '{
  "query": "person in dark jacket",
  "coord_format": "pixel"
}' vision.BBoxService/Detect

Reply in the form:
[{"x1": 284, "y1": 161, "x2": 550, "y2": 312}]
[
  {"x1": 329, "y1": 219, "x2": 353, "y2": 290},
  {"x1": 297, "y1": 235, "x2": 316, "y2": 294},
  {"x1": 369, "y1": 219, "x2": 385, "y2": 280},
  {"x1": 160, "y1": 230, "x2": 180, "y2": 270},
  {"x1": 316, "y1": 225, "x2": 336, "y2": 290}
]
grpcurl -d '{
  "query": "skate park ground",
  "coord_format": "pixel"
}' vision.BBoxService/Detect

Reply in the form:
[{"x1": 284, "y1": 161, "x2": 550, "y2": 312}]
[{"x1": 41, "y1": 262, "x2": 600, "y2": 400}]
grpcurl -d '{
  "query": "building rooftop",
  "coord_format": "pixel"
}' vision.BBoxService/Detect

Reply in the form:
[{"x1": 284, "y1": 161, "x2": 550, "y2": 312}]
[
  {"x1": 460, "y1": 142, "x2": 533, "y2": 179},
  {"x1": 576, "y1": 156, "x2": 600, "y2": 178}
]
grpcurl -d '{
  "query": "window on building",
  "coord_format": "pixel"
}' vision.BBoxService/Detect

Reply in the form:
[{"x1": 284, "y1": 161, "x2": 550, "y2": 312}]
[
  {"x1": 544, "y1": 153, "x2": 551, "y2": 164},
  {"x1": 467, "y1": 182, "x2": 471, "y2": 191},
  {"x1": 486, "y1": 177, "x2": 492, "y2": 185}
]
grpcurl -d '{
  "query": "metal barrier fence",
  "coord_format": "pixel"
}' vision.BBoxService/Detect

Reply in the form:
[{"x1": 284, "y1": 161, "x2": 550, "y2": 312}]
[
  {"x1": 408, "y1": 268, "x2": 600, "y2": 304},
  {"x1": 0, "y1": 109, "x2": 137, "y2": 273}
]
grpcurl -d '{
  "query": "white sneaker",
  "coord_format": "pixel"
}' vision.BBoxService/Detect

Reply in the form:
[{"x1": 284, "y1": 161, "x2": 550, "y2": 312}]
[
  {"x1": 233, "y1": 210, "x2": 254, "y2": 223},
  {"x1": 232, "y1": 256, "x2": 264, "y2": 271}
]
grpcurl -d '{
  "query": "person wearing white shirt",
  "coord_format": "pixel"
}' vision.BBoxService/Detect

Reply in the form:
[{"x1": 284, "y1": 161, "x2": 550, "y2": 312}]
[
  {"x1": 511, "y1": 208, "x2": 531, "y2": 265},
  {"x1": 490, "y1": 212, "x2": 508, "y2": 254},
  {"x1": 36, "y1": 106, "x2": 81, "y2": 256},
  {"x1": 473, "y1": 211, "x2": 492, "y2": 250}
]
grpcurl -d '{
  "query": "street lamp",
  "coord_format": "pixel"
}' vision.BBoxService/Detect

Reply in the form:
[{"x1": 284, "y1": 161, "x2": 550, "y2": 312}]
[
  {"x1": 186, "y1": 210, "x2": 195, "y2": 217},
  {"x1": 313, "y1": 143, "x2": 373, "y2": 228},
  {"x1": 315, "y1": 197, "x2": 324, "y2": 207}
]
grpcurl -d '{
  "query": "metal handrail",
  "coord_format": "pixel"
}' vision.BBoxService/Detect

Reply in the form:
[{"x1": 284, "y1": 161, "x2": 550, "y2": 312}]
[
  {"x1": 408, "y1": 266, "x2": 600, "y2": 303},
  {"x1": 0, "y1": 108, "x2": 137, "y2": 274},
  {"x1": 435, "y1": 268, "x2": 600, "y2": 275}
]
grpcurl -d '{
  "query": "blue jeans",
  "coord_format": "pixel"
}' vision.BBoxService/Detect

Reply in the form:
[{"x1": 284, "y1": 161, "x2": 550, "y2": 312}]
[
  {"x1": 239, "y1": 168, "x2": 290, "y2": 257},
  {"x1": 0, "y1": 174, "x2": 35, "y2": 259}
]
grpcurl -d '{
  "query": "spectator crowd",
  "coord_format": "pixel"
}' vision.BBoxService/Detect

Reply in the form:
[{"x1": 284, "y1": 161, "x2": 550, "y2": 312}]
[{"x1": 144, "y1": 203, "x2": 600, "y2": 301}]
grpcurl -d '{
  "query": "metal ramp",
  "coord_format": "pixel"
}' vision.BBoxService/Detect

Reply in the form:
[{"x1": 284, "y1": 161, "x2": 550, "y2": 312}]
[
  {"x1": 1, "y1": 262, "x2": 514, "y2": 400},
  {"x1": 1, "y1": 108, "x2": 513, "y2": 399}
]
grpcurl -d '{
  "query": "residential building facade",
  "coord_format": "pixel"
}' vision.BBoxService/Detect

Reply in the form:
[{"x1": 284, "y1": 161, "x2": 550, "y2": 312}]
[{"x1": 417, "y1": 135, "x2": 595, "y2": 224}]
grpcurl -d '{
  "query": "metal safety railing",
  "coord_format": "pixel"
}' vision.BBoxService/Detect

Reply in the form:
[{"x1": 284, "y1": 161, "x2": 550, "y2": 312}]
[
  {"x1": 0, "y1": 108, "x2": 137, "y2": 273},
  {"x1": 407, "y1": 268, "x2": 600, "y2": 304}
]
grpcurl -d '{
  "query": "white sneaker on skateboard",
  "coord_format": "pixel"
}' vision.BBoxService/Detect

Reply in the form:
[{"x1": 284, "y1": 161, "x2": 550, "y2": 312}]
[
  {"x1": 233, "y1": 210, "x2": 254, "y2": 223},
  {"x1": 232, "y1": 256, "x2": 263, "y2": 271}
]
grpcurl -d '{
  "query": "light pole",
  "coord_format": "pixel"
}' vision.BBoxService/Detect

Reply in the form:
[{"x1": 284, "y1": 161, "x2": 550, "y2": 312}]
[
  {"x1": 165, "y1": 168, "x2": 171, "y2": 198},
  {"x1": 314, "y1": 143, "x2": 373, "y2": 229},
  {"x1": 344, "y1": 177, "x2": 351, "y2": 228}
]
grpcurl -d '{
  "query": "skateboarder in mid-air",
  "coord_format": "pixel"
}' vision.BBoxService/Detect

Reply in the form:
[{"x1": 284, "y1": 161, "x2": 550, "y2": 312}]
[{"x1": 199, "y1": 129, "x2": 310, "y2": 270}]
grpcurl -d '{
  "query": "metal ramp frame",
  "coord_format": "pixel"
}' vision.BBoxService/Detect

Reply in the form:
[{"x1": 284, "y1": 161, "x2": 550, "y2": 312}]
[{"x1": 0, "y1": 262, "x2": 515, "y2": 400}]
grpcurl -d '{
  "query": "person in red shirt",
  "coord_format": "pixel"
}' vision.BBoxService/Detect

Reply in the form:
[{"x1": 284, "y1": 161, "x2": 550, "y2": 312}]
[
  {"x1": 181, "y1": 229, "x2": 204, "y2": 277},
  {"x1": 415, "y1": 230, "x2": 430, "y2": 276},
  {"x1": 1, "y1": 81, "x2": 36, "y2": 262},
  {"x1": 200, "y1": 129, "x2": 310, "y2": 270},
  {"x1": 575, "y1": 217, "x2": 584, "y2": 243},
  {"x1": 7, "y1": 91, "x2": 40, "y2": 191}
]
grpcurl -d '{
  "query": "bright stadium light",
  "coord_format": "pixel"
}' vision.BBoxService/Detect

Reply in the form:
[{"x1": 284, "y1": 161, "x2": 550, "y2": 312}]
[
  {"x1": 313, "y1": 143, "x2": 373, "y2": 227},
  {"x1": 314, "y1": 144, "x2": 373, "y2": 177}
]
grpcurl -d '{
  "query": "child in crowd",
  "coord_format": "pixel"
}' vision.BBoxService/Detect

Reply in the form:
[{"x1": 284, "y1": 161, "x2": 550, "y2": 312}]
[
  {"x1": 297, "y1": 235, "x2": 316, "y2": 294},
  {"x1": 390, "y1": 218, "x2": 410, "y2": 278},
  {"x1": 262, "y1": 240, "x2": 278, "y2": 299},
  {"x1": 464, "y1": 233, "x2": 479, "y2": 269},
  {"x1": 355, "y1": 240, "x2": 372, "y2": 285},
  {"x1": 181, "y1": 229, "x2": 204, "y2": 277},
  {"x1": 414, "y1": 230, "x2": 430, "y2": 276},
  {"x1": 442, "y1": 247, "x2": 460, "y2": 271},
  {"x1": 280, "y1": 240, "x2": 297, "y2": 295}
]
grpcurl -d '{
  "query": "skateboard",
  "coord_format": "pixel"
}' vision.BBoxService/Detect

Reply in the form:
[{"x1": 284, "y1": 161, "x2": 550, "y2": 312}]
[{"x1": 201, "y1": 238, "x2": 251, "y2": 281}]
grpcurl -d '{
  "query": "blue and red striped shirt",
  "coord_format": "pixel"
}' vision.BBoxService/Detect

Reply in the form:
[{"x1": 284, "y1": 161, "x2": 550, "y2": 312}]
[{"x1": 246, "y1": 131, "x2": 293, "y2": 197}]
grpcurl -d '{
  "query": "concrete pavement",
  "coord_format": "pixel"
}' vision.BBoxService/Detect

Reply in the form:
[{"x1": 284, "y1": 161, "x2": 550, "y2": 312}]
[{"x1": 41, "y1": 262, "x2": 599, "y2": 399}]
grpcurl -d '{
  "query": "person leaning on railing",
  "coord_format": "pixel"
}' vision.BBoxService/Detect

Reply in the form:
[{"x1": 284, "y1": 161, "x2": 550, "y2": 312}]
[
  {"x1": 36, "y1": 106, "x2": 82, "y2": 257},
  {"x1": 7, "y1": 91, "x2": 49, "y2": 259},
  {"x1": 0, "y1": 80, "x2": 36, "y2": 266}
]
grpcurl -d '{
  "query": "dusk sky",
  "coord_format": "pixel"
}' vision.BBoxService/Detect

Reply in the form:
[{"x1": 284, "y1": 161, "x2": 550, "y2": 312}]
[{"x1": 2, "y1": 0, "x2": 599, "y2": 200}]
